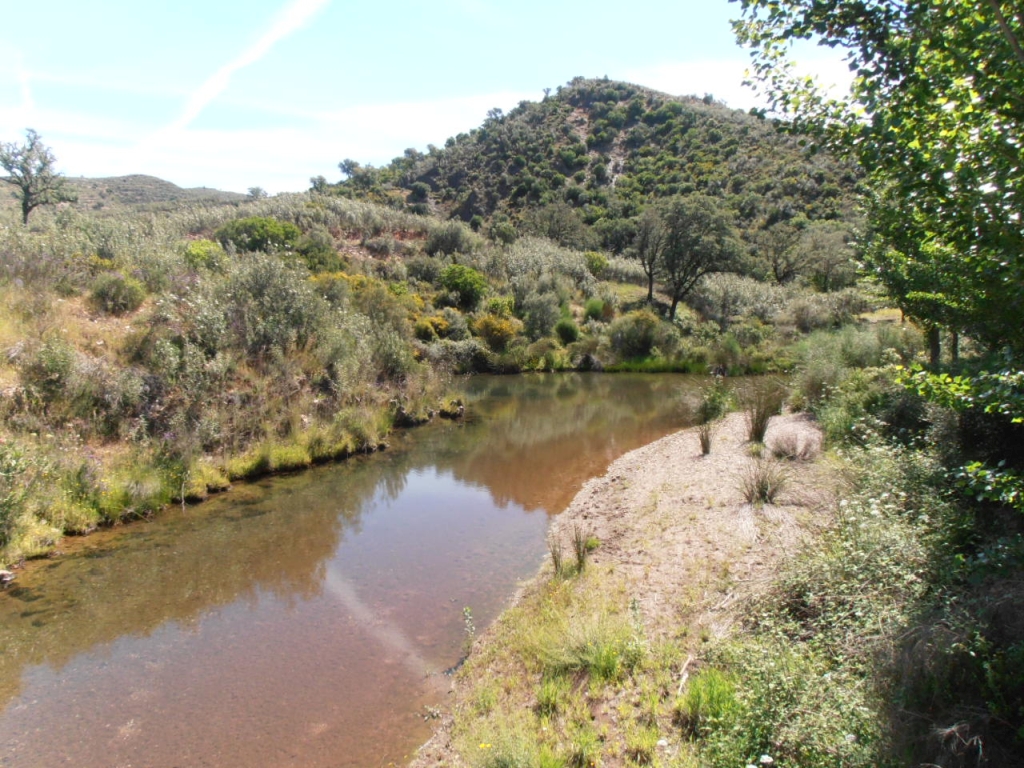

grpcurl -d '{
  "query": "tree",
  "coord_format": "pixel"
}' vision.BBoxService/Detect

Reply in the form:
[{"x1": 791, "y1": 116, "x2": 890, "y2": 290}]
[
  {"x1": 658, "y1": 195, "x2": 742, "y2": 319},
  {"x1": 0, "y1": 129, "x2": 76, "y2": 224},
  {"x1": 751, "y1": 220, "x2": 804, "y2": 284},
  {"x1": 630, "y1": 208, "x2": 666, "y2": 303},
  {"x1": 734, "y1": 0, "x2": 1024, "y2": 355}
]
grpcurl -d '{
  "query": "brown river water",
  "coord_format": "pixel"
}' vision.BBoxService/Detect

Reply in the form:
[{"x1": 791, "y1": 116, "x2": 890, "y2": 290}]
[{"x1": 0, "y1": 373, "x2": 709, "y2": 767}]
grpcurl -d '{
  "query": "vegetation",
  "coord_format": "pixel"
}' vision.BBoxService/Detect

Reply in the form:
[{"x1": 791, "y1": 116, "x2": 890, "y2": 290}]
[
  {"x1": 0, "y1": 129, "x2": 76, "y2": 224},
  {"x1": 0, "y1": 48, "x2": 1021, "y2": 768}
]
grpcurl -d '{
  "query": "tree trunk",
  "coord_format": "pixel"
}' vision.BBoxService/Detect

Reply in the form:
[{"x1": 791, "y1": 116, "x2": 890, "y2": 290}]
[
  {"x1": 669, "y1": 295, "x2": 679, "y2": 320},
  {"x1": 950, "y1": 331, "x2": 959, "y2": 364},
  {"x1": 928, "y1": 326, "x2": 941, "y2": 367},
  {"x1": 646, "y1": 273, "x2": 654, "y2": 303}
]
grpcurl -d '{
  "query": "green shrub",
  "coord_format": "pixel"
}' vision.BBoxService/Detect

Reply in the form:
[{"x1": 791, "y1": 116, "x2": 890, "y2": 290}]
[
  {"x1": 215, "y1": 216, "x2": 301, "y2": 253},
  {"x1": 440, "y1": 264, "x2": 489, "y2": 310},
  {"x1": 521, "y1": 291, "x2": 561, "y2": 340},
  {"x1": 222, "y1": 253, "x2": 327, "y2": 357},
  {"x1": 0, "y1": 443, "x2": 31, "y2": 548},
  {"x1": 426, "y1": 220, "x2": 479, "y2": 256},
  {"x1": 608, "y1": 310, "x2": 660, "y2": 359},
  {"x1": 90, "y1": 272, "x2": 146, "y2": 315},
  {"x1": 554, "y1": 317, "x2": 580, "y2": 345},
  {"x1": 700, "y1": 641, "x2": 881, "y2": 767},
  {"x1": 698, "y1": 378, "x2": 733, "y2": 423},
  {"x1": 183, "y1": 238, "x2": 226, "y2": 271},
  {"x1": 20, "y1": 337, "x2": 76, "y2": 402},
  {"x1": 583, "y1": 297, "x2": 608, "y2": 322},
  {"x1": 583, "y1": 250, "x2": 608, "y2": 278}
]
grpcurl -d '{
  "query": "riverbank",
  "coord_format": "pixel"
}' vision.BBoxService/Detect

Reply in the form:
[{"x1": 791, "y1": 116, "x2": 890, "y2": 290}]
[{"x1": 410, "y1": 409, "x2": 832, "y2": 767}]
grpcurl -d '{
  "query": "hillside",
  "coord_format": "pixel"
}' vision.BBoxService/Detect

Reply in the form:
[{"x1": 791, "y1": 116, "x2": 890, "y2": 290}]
[
  {"x1": 329, "y1": 77, "x2": 860, "y2": 252},
  {"x1": 66, "y1": 175, "x2": 248, "y2": 209}
]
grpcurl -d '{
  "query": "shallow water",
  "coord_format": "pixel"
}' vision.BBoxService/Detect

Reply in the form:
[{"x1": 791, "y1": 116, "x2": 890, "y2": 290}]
[{"x1": 0, "y1": 373, "x2": 706, "y2": 767}]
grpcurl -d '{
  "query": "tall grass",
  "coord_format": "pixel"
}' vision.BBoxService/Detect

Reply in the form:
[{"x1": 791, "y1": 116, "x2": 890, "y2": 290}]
[{"x1": 743, "y1": 382, "x2": 785, "y2": 443}]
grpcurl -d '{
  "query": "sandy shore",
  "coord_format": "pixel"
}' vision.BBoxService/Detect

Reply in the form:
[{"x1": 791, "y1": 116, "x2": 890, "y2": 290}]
[{"x1": 410, "y1": 410, "x2": 832, "y2": 767}]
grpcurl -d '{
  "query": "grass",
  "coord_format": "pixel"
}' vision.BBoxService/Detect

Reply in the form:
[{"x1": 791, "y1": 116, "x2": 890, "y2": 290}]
[
  {"x1": 768, "y1": 430, "x2": 819, "y2": 461},
  {"x1": 743, "y1": 382, "x2": 786, "y2": 444},
  {"x1": 696, "y1": 421, "x2": 714, "y2": 455},
  {"x1": 739, "y1": 459, "x2": 787, "y2": 505}
]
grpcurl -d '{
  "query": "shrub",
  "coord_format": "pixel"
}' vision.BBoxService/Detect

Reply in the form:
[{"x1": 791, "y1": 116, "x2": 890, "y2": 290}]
[
  {"x1": 698, "y1": 378, "x2": 733, "y2": 423},
  {"x1": 554, "y1": 317, "x2": 580, "y2": 345},
  {"x1": 0, "y1": 443, "x2": 32, "y2": 548},
  {"x1": 608, "y1": 310, "x2": 660, "y2": 359},
  {"x1": 20, "y1": 337, "x2": 76, "y2": 402},
  {"x1": 440, "y1": 264, "x2": 489, "y2": 310},
  {"x1": 221, "y1": 253, "x2": 327, "y2": 358},
  {"x1": 583, "y1": 250, "x2": 608, "y2": 278},
  {"x1": 584, "y1": 297, "x2": 610, "y2": 322},
  {"x1": 521, "y1": 291, "x2": 561, "y2": 340},
  {"x1": 406, "y1": 255, "x2": 443, "y2": 284},
  {"x1": 215, "y1": 216, "x2": 301, "y2": 253},
  {"x1": 474, "y1": 313, "x2": 522, "y2": 352},
  {"x1": 183, "y1": 238, "x2": 226, "y2": 271},
  {"x1": 426, "y1": 220, "x2": 479, "y2": 256},
  {"x1": 90, "y1": 272, "x2": 146, "y2": 315}
]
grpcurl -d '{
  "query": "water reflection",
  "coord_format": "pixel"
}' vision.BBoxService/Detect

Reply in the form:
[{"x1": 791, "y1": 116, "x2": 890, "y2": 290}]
[{"x1": 0, "y1": 373, "x2": 704, "y2": 767}]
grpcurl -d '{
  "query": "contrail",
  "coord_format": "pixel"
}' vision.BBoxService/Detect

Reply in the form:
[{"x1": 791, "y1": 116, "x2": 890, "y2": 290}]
[
  {"x1": 322, "y1": 568, "x2": 449, "y2": 692},
  {"x1": 165, "y1": 0, "x2": 331, "y2": 134}
]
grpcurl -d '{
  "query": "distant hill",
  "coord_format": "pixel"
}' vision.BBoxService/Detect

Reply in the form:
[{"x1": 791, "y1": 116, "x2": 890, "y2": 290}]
[
  {"x1": 65, "y1": 174, "x2": 247, "y2": 209},
  {"x1": 328, "y1": 77, "x2": 860, "y2": 251}
]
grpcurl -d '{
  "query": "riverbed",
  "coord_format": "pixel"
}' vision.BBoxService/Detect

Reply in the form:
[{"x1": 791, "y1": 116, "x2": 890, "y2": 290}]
[{"x1": 0, "y1": 374, "x2": 707, "y2": 767}]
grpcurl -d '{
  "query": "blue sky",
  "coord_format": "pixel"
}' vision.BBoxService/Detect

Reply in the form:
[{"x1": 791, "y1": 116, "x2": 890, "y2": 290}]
[{"x1": 0, "y1": 0, "x2": 848, "y2": 193}]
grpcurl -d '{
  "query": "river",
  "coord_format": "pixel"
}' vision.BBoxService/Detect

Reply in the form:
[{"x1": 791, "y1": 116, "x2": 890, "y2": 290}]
[{"x1": 0, "y1": 373, "x2": 708, "y2": 767}]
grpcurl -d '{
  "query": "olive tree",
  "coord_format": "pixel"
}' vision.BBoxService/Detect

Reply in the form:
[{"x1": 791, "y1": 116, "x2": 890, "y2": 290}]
[{"x1": 0, "y1": 129, "x2": 76, "y2": 224}]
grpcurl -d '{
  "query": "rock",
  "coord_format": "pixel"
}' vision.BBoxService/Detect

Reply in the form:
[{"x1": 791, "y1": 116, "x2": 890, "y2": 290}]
[{"x1": 0, "y1": 570, "x2": 16, "y2": 586}]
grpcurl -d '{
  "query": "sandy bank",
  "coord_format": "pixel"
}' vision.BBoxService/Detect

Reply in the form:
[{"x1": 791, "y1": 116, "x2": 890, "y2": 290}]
[{"x1": 410, "y1": 410, "x2": 832, "y2": 767}]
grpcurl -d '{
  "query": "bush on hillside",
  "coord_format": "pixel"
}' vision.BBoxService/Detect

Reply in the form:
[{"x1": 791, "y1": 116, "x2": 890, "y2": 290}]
[{"x1": 215, "y1": 216, "x2": 301, "y2": 253}]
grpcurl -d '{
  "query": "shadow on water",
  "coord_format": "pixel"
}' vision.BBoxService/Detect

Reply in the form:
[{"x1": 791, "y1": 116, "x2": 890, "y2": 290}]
[{"x1": 0, "y1": 373, "x2": 709, "y2": 767}]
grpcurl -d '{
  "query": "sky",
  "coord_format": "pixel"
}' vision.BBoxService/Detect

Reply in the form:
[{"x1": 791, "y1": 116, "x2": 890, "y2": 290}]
[{"x1": 0, "y1": 0, "x2": 850, "y2": 194}]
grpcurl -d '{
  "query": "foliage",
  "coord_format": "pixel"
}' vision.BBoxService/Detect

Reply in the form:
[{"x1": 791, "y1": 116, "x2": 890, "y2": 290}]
[
  {"x1": 0, "y1": 129, "x2": 77, "y2": 224},
  {"x1": 473, "y1": 313, "x2": 522, "y2": 352},
  {"x1": 658, "y1": 194, "x2": 743, "y2": 319},
  {"x1": 440, "y1": 264, "x2": 489, "y2": 310},
  {"x1": 183, "y1": 238, "x2": 226, "y2": 271},
  {"x1": 698, "y1": 378, "x2": 733, "y2": 423},
  {"x1": 735, "y1": 0, "x2": 1024, "y2": 354},
  {"x1": 608, "y1": 310, "x2": 660, "y2": 360},
  {"x1": 215, "y1": 216, "x2": 301, "y2": 253},
  {"x1": 90, "y1": 272, "x2": 146, "y2": 315}
]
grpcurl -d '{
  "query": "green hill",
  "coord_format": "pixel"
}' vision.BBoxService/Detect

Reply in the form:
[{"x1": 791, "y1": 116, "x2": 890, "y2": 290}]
[
  {"x1": 66, "y1": 174, "x2": 247, "y2": 209},
  {"x1": 328, "y1": 77, "x2": 859, "y2": 251}
]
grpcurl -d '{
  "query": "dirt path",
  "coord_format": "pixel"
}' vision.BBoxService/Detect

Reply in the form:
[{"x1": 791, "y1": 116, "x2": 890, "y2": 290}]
[{"x1": 410, "y1": 410, "x2": 833, "y2": 767}]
